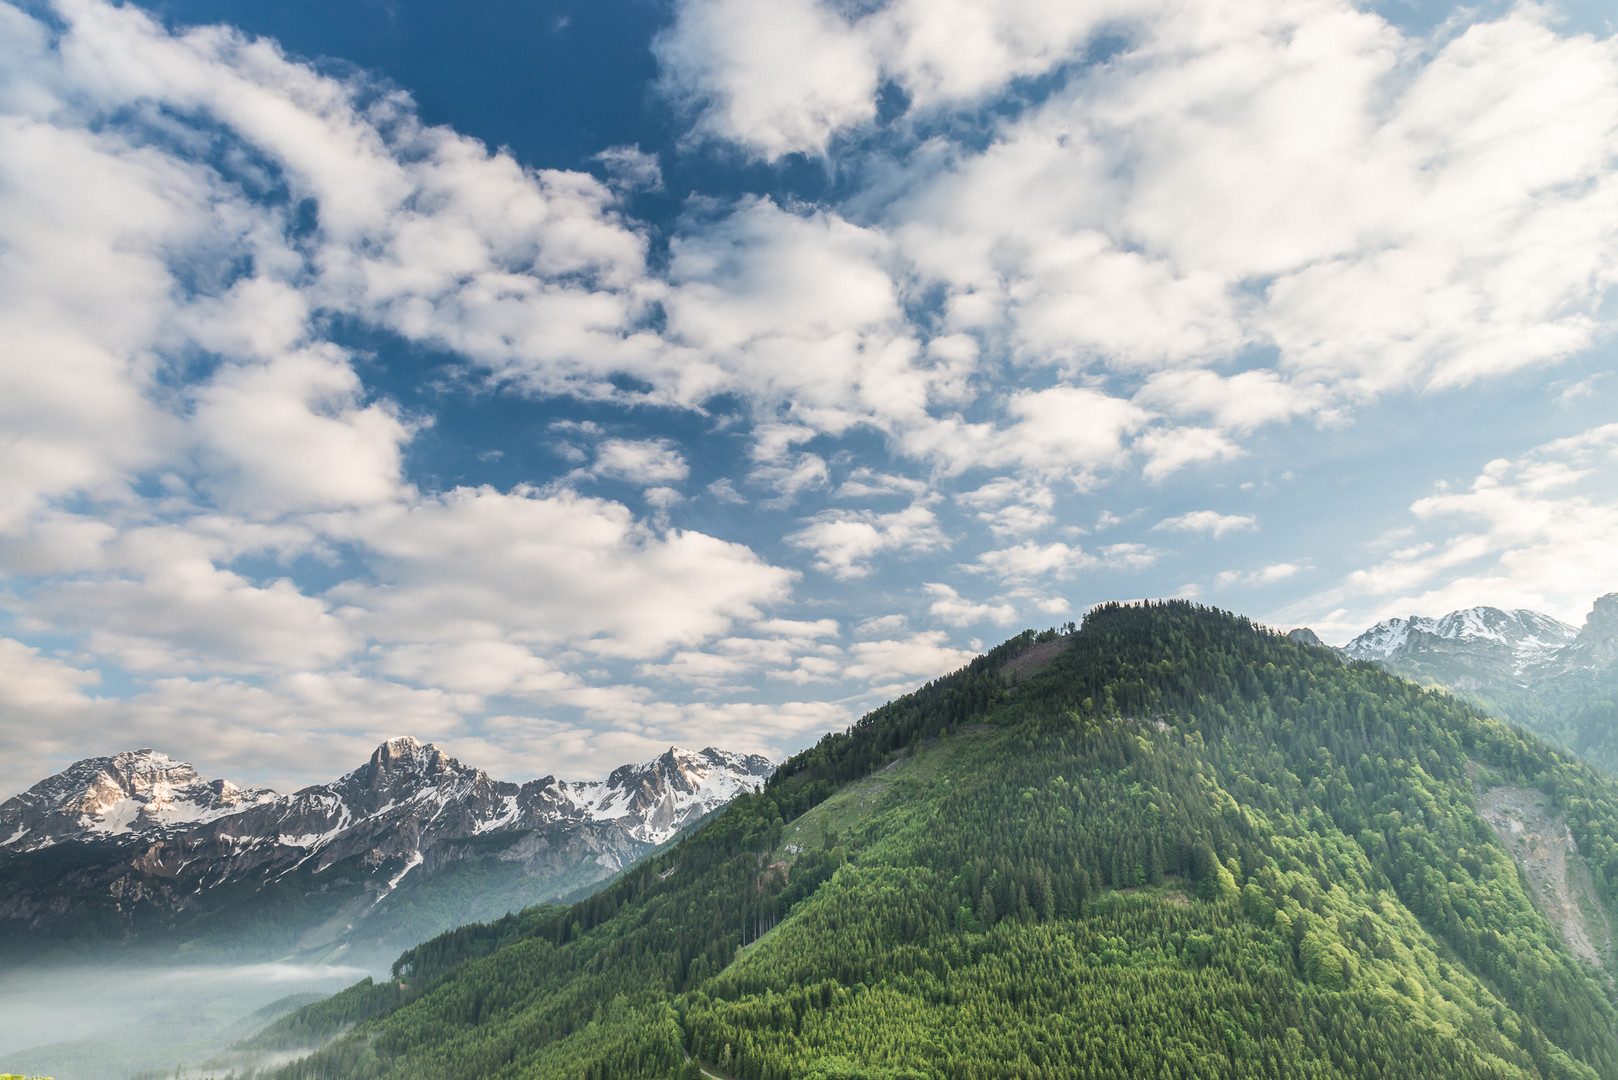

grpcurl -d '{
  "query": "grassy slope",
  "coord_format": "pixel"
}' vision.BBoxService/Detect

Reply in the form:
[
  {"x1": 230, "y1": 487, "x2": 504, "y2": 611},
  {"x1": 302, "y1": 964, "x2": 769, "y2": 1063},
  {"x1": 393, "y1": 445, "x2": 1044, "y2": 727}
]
[{"x1": 266, "y1": 604, "x2": 1618, "y2": 1080}]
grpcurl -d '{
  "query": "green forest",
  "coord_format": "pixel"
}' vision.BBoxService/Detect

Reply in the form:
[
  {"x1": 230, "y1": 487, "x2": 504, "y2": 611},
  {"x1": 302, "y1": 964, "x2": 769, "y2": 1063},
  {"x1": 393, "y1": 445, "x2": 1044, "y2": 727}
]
[
  {"x1": 231, "y1": 602, "x2": 1618, "y2": 1080},
  {"x1": 1454, "y1": 680, "x2": 1618, "y2": 780}
]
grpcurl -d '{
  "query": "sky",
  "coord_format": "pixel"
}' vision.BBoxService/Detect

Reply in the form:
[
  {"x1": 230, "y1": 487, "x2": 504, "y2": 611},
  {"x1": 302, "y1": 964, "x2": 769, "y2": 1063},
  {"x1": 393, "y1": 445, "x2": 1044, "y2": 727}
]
[{"x1": 1, "y1": 0, "x2": 1617, "y2": 797}]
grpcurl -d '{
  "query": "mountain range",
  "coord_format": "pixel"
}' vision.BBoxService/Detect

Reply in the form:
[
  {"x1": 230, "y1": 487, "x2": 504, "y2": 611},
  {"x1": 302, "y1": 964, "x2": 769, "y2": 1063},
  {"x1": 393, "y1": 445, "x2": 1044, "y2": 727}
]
[{"x1": 0, "y1": 738, "x2": 772, "y2": 966}]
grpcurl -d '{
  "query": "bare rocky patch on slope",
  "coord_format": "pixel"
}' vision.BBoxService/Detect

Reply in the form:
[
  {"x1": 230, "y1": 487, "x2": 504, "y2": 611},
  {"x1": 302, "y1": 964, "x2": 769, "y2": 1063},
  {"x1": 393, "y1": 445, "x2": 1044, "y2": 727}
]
[
  {"x1": 1002, "y1": 635, "x2": 1071, "y2": 683},
  {"x1": 1477, "y1": 782, "x2": 1613, "y2": 973}
]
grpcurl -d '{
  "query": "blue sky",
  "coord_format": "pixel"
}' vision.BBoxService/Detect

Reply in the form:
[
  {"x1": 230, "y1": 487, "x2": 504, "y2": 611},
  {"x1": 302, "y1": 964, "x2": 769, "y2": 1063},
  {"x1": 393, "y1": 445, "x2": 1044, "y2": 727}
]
[{"x1": 1, "y1": 0, "x2": 1617, "y2": 795}]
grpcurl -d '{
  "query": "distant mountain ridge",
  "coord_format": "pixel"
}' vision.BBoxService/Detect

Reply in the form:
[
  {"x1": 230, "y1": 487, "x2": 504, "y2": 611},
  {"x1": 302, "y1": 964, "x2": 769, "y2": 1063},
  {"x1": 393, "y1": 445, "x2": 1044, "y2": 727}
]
[
  {"x1": 0, "y1": 738, "x2": 772, "y2": 965},
  {"x1": 1339, "y1": 604, "x2": 1587, "y2": 689},
  {"x1": 1301, "y1": 592, "x2": 1618, "y2": 775}
]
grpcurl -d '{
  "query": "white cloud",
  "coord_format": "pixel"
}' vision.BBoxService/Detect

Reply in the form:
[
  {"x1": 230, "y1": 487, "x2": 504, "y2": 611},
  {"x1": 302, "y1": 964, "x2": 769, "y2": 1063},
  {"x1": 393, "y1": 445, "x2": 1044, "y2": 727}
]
[
  {"x1": 0, "y1": 639, "x2": 102, "y2": 795},
  {"x1": 751, "y1": 454, "x2": 832, "y2": 503},
  {"x1": 662, "y1": 198, "x2": 935, "y2": 435},
  {"x1": 883, "y1": 0, "x2": 1618, "y2": 446},
  {"x1": 835, "y1": 467, "x2": 930, "y2": 500},
  {"x1": 1137, "y1": 426, "x2": 1244, "y2": 481},
  {"x1": 1136, "y1": 369, "x2": 1328, "y2": 432},
  {"x1": 655, "y1": 0, "x2": 880, "y2": 159},
  {"x1": 30, "y1": 0, "x2": 665, "y2": 416},
  {"x1": 971, "y1": 539, "x2": 1156, "y2": 583},
  {"x1": 328, "y1": 485, "x2": 797, "y2": 660},
  {"x1": 35, "y1": 559, "x2": 354, "y2": 674},
  {"x1": 957, "y1": 479, "x2": 1056, "y2": 536},
  {"x1": 654, "y1": 0, "x2": 1135, "y2": 159},
  {"x1": 1214, "y1": 562, "x2": 1302, "y2": 588},
  {"x1": 1154, "y1": 510, "x2": 1257, "y2": 538},
  {"x1": 378, "y1": 640, "x2": 583, "y2": 699},
  {"x1": 843, "y1": 631, "x2": 979, "y2": 689},
  {"x1": 638, "y1": 629, "x2": 845, "y2": 688},
  {"x1": 905, "y1": 386, "x2": 1149, "y2": 480},
  {"x1": 787, "y1": 500, "x2": 946, "y2": 578},
  {"x1": 708, "y1": 478, "x2": 749, "y2": 504},
  {"x1": 592, "y1": 144, "x2": 663, "y2": 194},
  {"x1": 192, "y1": 343, "x2": 413, "y2": 515},
  {"x1": 594, "y1": 438, "x2": 691, "y2": 486},
  {"x1": 924, "y1": 583, "x2": 1019, "y2": 626},
  {"x1": 857, "y1": 613, "x2": 908, "y2": 636}
]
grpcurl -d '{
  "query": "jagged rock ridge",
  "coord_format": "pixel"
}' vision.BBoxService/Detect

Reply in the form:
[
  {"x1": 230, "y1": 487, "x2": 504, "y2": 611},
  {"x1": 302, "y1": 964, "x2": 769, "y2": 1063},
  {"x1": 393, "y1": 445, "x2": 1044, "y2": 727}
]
[{"x1": 0, "y1": 739, "x2": 772, "y2": 964}]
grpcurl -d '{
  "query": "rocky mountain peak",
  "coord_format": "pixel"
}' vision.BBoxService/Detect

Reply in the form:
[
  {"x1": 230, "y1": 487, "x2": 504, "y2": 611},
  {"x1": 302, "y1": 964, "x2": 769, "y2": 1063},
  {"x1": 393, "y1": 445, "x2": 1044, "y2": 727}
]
[
  {"x1": 0, "y1": 750, "x2": 278, "y2": 852},
  {"x1": 327, "y1": 737, "x2": 483, "y2": 816},
  {"x1": 1564, "y1": 592, "x2": 1618, "y2": 671},
  {"x1": 1585, "y1": 593, "x2": 1618, "y2": 632}
]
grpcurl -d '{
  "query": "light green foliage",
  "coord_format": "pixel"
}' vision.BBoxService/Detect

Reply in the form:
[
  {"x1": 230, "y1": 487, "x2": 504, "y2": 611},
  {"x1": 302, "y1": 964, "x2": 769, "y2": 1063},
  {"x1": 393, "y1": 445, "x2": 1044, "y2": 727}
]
[{"x1": 265, "y1": 607, "x2": 1618, "y2": 1080}]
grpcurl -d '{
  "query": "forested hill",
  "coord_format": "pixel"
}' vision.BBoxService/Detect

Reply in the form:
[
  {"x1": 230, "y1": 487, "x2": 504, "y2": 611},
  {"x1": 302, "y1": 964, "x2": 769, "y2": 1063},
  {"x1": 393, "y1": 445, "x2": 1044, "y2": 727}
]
[{"x1": 259, "y1": 602, "x2": 1618, "y2": 1080}]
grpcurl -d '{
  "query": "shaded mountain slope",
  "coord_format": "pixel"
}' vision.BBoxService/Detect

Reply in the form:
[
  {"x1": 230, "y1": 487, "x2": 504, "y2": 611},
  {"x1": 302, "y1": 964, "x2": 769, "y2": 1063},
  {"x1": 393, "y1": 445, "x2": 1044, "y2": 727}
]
[{"x1": 262, "y1": 605, "x2": 1618, "y2": 1080}]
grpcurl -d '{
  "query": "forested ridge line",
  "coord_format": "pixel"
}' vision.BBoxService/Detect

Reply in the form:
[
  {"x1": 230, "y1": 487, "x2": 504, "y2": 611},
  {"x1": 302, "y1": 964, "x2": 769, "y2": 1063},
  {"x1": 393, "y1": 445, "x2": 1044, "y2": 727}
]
[{"x1": 248, "y1": 602, "x2": 1618, "y2": 1080}]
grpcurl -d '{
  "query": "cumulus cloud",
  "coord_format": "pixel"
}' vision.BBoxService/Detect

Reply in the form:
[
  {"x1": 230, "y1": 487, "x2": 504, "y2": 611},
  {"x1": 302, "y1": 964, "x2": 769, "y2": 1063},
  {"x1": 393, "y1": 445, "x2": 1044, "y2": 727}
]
[
  {"x1": 843, "y1": 631, "x2": 979, "y2": 691},
  {"x1": 327, "y1": 486, "x2": 796, "y2": 659},
  {"x1": 0, "y1": 639, "x2": 101, "y2": 795},
  {"x1": 896, "y1": 1, "x2": 1618, "y2": 419},
  {"x1": 654, "y1": 0, "x2": 880, "y2": 159},
  {"x1": 192, "y1": 343, "x2": 413, "y2": 515},
  {"x1": 1154, "y1": 510, "x2": 1257, "y2": 538},
  {"x1": 654, "y1": 0, "x2": 1134, "y2": 159},
  {"x1": 593, "y1": 438, "x2": 691, "y2": 486},
  {"x1": 971, "y1": 539, "x2": 1155, "y2": 583},
  {"x1": 661, "y1": 198, "x2": 936, "y2": 435},
  {"x1": 924, "y1": 583, "x2": 1019, "y2": 627},
  {"x1": 904, "y1": 386, "x2": 1149, "y2": 480},
  {"x1": 787, "y1": 500, "x2": 946, "y2": 578},
  {"x1": 639, "y1": 627, "x2": 845, "y2": 688},
  {"x1": 957, "y1": 479, "x2": 1056, "y2": 536}
]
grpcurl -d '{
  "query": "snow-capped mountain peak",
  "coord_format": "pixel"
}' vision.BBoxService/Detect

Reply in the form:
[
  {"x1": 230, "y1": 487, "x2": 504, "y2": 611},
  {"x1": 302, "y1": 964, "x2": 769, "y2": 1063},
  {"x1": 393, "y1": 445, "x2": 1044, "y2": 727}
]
[
  {"x1": 580, "y1": 746, "x2": 774, "y2": 844},
  {"x1": 0, "y1": 749, "x2": 279, "y2": 851},
  {"x1": 1343, "y1": 606, "x2": 1577, "y2": 676},
  {"x1": 1338, "y1": 601, "x2": 1605, "y2": 691}
]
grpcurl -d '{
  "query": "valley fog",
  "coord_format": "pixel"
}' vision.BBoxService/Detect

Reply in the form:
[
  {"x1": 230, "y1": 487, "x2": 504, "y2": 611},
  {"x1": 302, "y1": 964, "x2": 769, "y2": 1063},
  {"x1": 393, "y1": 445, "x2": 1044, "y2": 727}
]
[{"x1": 0, "y1": 958, "x2": 373, "y2": 1080}]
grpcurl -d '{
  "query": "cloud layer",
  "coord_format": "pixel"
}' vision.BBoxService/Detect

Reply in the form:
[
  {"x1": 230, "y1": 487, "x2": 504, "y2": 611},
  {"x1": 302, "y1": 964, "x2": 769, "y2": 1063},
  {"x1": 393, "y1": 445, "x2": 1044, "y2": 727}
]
[{"x1": 2, "y1": 0, "x2": 1617, "y2": 793}]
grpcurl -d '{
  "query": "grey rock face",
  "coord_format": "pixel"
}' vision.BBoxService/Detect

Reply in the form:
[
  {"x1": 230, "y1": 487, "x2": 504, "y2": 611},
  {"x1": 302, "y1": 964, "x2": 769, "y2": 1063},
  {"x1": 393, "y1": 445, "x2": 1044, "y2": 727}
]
[
  {"x1": 1286, "y1": 628, "x2": 1328, "y2": 649},
  {"x1": 1562, "y1": 593, "x2": 1618, "y2": 673}
]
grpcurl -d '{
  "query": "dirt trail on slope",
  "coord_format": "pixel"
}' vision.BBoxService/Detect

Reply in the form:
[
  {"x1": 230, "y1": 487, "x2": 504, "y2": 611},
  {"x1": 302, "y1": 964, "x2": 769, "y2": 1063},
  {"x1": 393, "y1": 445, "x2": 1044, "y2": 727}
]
[{"x1": 1477, "y1": 784, "x2": 1613, "y2": 973}]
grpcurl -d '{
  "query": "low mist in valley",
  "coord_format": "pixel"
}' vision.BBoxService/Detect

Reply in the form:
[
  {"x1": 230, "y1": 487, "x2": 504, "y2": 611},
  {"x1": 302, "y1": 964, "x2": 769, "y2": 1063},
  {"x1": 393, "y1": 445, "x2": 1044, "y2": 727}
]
[{"x1": 0, "y1": 958, "x2": 371, "y2": 1080}]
